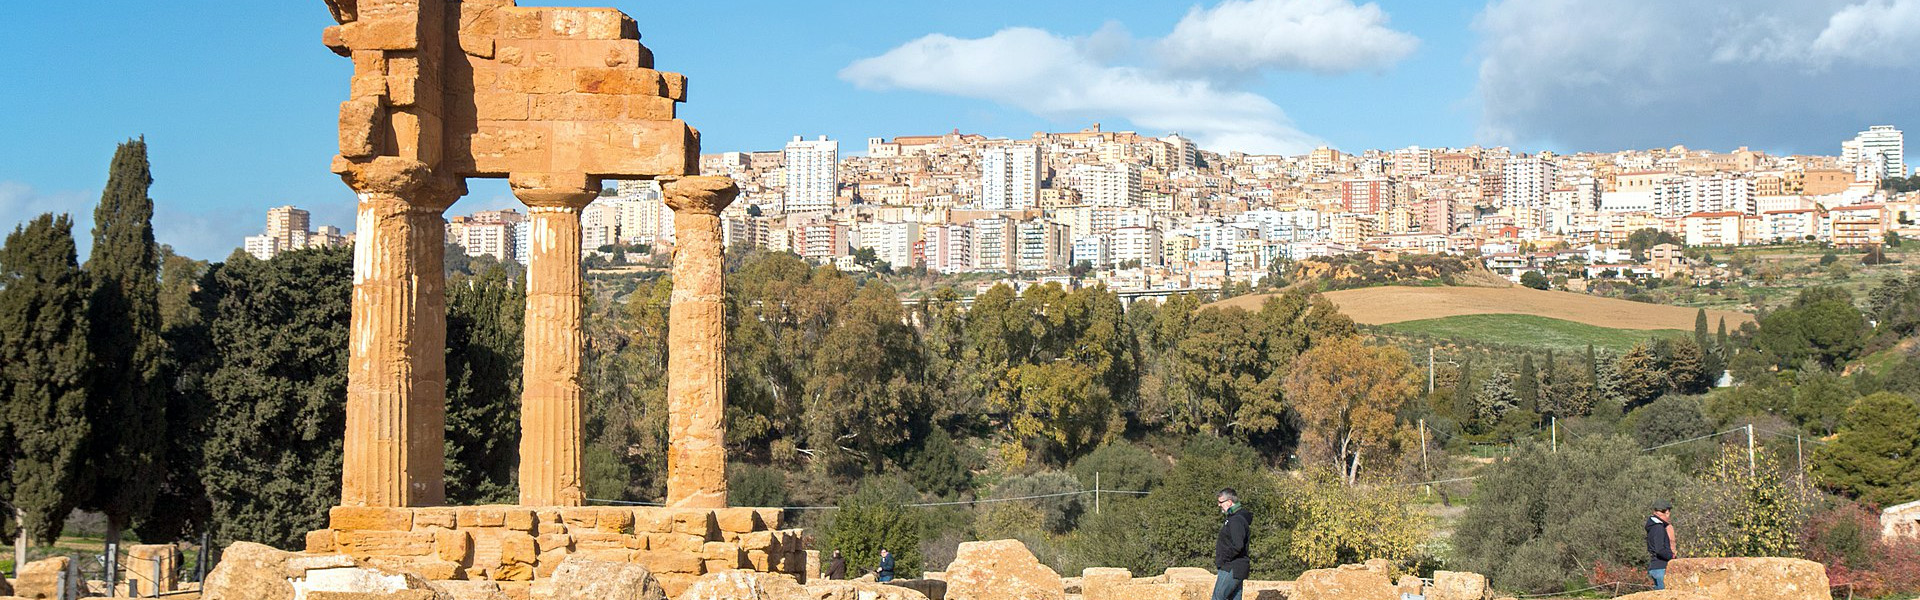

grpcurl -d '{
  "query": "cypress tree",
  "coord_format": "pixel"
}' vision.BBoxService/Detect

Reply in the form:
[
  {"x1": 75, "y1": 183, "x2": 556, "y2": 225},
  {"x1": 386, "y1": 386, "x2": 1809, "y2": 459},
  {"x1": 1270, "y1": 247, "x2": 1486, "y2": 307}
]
[
  {"x1": 83, "y1": 137, "x2": 169, "y2": 543},
  {"x1": 444, "y1": 258, "x2": 524, "y2": 504},
  {"x1": 1514, "y1": 354, "x2": 1539, "y2": 414},
  {"x1": 0, "y1": 214, "x2": 94, "y2": 545}
]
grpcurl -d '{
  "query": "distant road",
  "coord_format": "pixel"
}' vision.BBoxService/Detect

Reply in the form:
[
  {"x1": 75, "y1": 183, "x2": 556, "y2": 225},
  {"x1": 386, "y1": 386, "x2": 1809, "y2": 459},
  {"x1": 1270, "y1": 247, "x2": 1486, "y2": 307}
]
[{"x1": 1213, "y1": 285, "x2": 1755, "y2": 331}]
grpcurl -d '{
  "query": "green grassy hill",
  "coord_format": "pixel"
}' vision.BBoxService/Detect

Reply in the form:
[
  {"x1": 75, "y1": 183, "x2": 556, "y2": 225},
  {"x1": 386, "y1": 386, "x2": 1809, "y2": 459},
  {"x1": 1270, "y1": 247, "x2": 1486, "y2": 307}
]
[{"x1": 1376, "y1": 313, "x2": 1686, "y2": 352}]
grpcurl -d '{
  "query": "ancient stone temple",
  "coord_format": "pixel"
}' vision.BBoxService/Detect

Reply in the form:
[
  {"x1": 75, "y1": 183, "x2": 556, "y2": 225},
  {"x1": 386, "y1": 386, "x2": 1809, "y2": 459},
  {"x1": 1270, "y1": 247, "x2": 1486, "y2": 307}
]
[{"x1": 300, "y1": 1, "x2": 795, "y2": 595}]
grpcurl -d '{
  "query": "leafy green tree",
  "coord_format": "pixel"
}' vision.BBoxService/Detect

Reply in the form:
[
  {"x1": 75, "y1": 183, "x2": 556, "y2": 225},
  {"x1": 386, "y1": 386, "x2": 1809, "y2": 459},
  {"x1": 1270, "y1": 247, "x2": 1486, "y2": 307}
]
[
  {"x1": 904, "y1": 428, "x2": 972, "y2": 499},
  {"x1": 1665, "y1": 337, "x2": 1710, "y2": 395},
  {"x1": 0, "y1": 214, "x2": 94, "y2": 544},
  {"x1": 1754, "y1": 287, "x2": 1869, "y2": 370},
  {"x1": 584, "y1": 276, "x2": 671, "y2": 501},
  {"x1": 1453, "y1": 436, "x2": 1687, "y2": 593},
  {"x1": 1286, "y1": 472, "x2": 1428, "y2": 569},
  {"x1": 444, "y1": 260, "x2": 523, "y2": 504},
  {"x1": 1784, "y1": 366, "x2": 1856, "y2": 437},
  {"x1": 726, "y1": 462, "x2": 789, "y2": 508},
  {"x1": 1514, "y1": 354, "x2": 1540, "y2": 414},
  {"x1": 1814, "y1": 392, "x2": 1920, "y2": 507},
  {"x1": 1069, "y1": 441, "x2": 1166, "y2": 494},
  {"x1": 806, "y1": 283, "x2": 922, "y2": 464},
  {"x1": 189, "y1": 246, "x2": 352, "y2": 549},
  {"x1": 1683, "y1": 445, "x2": 1812, "y2": 558},
  {"x1": 1073, "y1": 437, "x2": 1298, "y2": 578},
  {"x1": 1628, "y1": 394, "x2": 1711, "y2": 451},
  {"x1": 822, "y1": 476, "x2": 923, "y2": 578},
  {"x1": 989, "y1": 471, "x2": 1084, "y2": 533},
  {"x1": 1470, "y1": 372, "x2": 1517, "y2": 430},
  {"x1": 1615, "y1": 341, "x2": 1668, "y2": 408},
  {"x1": 136, "y1": 245, "x2": 214, "y2": 542},
  {"x1": 1284, "y1": 336, "x2": 1417, "y2": 483},
  {"x1": 1519, "y1": 270, "x2": 1550, "y2": 290},
  {"x1": 82, "y1": 138, "x2": 169, "y2": 544}
]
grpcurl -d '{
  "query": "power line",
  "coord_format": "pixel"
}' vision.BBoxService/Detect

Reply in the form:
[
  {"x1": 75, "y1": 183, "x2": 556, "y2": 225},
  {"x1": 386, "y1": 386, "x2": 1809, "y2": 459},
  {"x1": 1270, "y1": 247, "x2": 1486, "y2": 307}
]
[{"x1": 586, "y1": 488, "x2": 1151, "y2": 512}]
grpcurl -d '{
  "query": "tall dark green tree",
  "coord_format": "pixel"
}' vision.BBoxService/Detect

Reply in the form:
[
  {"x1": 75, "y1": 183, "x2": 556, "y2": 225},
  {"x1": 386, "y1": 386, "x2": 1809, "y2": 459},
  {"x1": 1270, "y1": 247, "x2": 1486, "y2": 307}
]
[
  {"x1": 444, "y1": 259, "x2": 524, "y2": 504},
  {"x1": 188, "y1": 247, "x2": 353, "y2": 548},
  {"x1": 1814, "y1": 392, "x2": 1920, "y2": 507},
  {"x1": 1514, "y1": 354, "x2": 1539, "y2": 414},
  {"x1": 82, "y1": 138, "x2": 169, "y2": 544},
  {"x1": 0, "y1": 214, "x2": 94, "y2": 545}
]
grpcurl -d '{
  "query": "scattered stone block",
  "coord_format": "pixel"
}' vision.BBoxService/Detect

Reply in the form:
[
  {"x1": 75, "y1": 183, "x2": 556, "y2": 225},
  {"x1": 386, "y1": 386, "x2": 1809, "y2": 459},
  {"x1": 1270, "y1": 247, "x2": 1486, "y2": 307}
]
[
  {"x1": 1081, "y1": 567, "x2": 1131, "y2": 600},
  {"x1": 437, "y1": 529, "x2": 474, "y2": 563},
  {"x1": 202, "y1": 542, "x2": 295, "y2": 600},
  {"x1": 15, "y1": 556, "x2": 80, "y2": 600},
  {"x1": 1666, "y1": 557, "x2": 1832, "y2": 600},
  {"x1": 944, "y1": 540, "x2": 1063, "y2": 600},
  {"x1": 549, "y1": 555, "x2": 667, "y2": 600},
  {"x1": 309, "y1": 529, "x2": 341, "y2": 553},
  {"x1": 681, "y1": 570, "x2": 806, "y2": 600},
  {"x1": 1430, "y1": 570, "x2": 1490, "y2": 600},
  {"x1": 1293, "y1": 563, "x2": 1395, "y2": 600}
]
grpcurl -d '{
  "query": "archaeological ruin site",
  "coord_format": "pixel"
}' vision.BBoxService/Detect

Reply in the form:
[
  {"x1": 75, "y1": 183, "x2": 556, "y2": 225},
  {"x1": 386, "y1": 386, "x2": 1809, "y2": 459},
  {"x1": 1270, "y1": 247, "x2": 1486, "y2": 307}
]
[{"x1": 0, "y1": 1, "x2": 1856, "y2": 600}]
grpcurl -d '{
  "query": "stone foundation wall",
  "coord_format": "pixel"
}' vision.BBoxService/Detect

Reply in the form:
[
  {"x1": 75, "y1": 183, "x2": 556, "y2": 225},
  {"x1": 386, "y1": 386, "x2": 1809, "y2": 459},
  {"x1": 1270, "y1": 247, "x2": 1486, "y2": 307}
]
[{"x1": 305, "y1": 505, "x2": 806, "y2": 597}]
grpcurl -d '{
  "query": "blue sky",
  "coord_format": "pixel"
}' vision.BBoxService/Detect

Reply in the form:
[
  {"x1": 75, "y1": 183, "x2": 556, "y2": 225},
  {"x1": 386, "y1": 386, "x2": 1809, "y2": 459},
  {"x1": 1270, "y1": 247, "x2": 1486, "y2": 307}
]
[{"x1": 4, "y1": 0, "x2": 1917, "y2": 260}]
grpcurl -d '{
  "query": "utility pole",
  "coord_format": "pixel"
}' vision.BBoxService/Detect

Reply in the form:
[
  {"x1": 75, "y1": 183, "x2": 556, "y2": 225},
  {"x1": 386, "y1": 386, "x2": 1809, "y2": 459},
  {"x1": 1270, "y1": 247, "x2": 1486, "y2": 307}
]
[
  {"x1": 1551, "y1": 417, "x2": 1558, "y2": 453},
  {"x1": 1419, "y1": 418, "x2": 1432, "y2": 497},
  {"x1": 1428, "y1": 347, "x2": 1436, "y2": 394},
  {"x1": 1796, "y1": 435, "x2": 1805, "y2": 488},
  {"x1": 1094, "y1": 472, "x2": 1101, "y2": 516}
]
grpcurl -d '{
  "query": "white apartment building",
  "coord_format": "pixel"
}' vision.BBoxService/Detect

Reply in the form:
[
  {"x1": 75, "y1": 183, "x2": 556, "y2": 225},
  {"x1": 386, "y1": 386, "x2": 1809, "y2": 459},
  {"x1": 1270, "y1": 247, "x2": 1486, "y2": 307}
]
[
  {"x1": 783, "y1": 135, "x2": 839, "y2": 213},
  {"x1": 1070, "y1": 163, "x2": 1141, "y2": 207},
  {"x1": 1111, "y1": 226, "x2": 1163, "y2": 267},
  {"x1": 928, "y1": 224, "x2": 974, "y2": 274},
  {"x1": 971, "y1": 217, "x2": 1015, "y2": 273},
  {"x1": 456, "y1": 221, "x2": 516, "y2": 262},
  {"x1": 582, "y1": 200, "x2": 618, "y2": 251},
  {"x1": 1653, "y1": 175, "x2": 1754, "y2": 218},
  {"x1": 857, "y1": 221, "x2": 920, "y2": 269},
  {"x1": 1501, "y1": 155, "x2": 1558, "y2": 209},
  {"x1": 1016, "y1": 221, "x2": 1070, "y2": 273},
  {"x1": 1844, "y1": 125, "x2": 1904, "y2": 180},
  {"x1": 1071, "y1": 235, "x2": 1111, "y2": 269},
  {"x1": 980, "y1": 145, "x2": 1042, "y2": 210},
  {"x1": 267, "y1": 206, "x2": 311, "y2": 250},
  {"x1": 243, "y1": 235, "x2": 277, "y2": 260}
]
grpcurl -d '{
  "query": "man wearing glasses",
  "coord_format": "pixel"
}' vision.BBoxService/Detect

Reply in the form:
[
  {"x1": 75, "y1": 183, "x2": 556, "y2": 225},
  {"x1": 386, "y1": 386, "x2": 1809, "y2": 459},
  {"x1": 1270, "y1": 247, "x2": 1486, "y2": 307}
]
[{"x1": 1213, "y1": 488, "x2": 1252, "y2": 600}]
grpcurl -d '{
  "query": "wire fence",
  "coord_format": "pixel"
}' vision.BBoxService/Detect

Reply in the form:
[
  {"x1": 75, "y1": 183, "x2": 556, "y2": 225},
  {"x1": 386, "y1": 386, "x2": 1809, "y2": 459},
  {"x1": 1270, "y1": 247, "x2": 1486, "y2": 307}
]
[{"x1": 586, "y1": 487, "x2": 1153, "y2": 511}]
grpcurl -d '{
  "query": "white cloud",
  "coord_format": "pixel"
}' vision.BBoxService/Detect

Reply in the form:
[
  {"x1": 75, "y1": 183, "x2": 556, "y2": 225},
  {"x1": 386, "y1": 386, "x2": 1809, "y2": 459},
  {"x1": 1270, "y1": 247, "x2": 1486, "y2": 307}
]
[
  {"x1": 842, "y1": 27, "x2": 1321, "y2": 154},
  {"x1": 1475, "y1": 0, "x2": 1920, "y2": 152},
  {"x1": 0, "y1": 181, "x2": 94, "y2": 248},
  {"x1": 1159, "y1": 0, "x2": 1418, "y2": 75}
]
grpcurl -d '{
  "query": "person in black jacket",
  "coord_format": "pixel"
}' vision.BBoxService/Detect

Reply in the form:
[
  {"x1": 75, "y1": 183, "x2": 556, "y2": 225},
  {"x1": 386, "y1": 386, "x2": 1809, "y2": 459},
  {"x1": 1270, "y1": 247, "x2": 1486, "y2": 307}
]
[
  {"x1": 1646, "y1": 499, "x2": 1677, "y2": 590},
  {"x1": 877, "y1": 548, "x2": 896, "y2": 582},
  {"x1": 1213, "y1": 488, "x2": 1252, "y2": 600},
  {"x1": 826, "y1": 550, "x2": 846, "y2": 580}
]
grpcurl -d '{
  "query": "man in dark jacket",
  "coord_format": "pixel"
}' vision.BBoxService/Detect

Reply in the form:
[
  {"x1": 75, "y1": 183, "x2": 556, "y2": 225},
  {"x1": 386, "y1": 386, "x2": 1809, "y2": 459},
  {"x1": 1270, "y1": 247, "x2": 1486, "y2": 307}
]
[
  {"x1": 1213, "y1": 488, "x2": 1252, "y2": 600},
  {"x1": 877, "y1": 548, "x2": 896, "y2": 582},
  {"x1": 1646, "y1": 500, "x2": 1677, "y2": 590},
  {"x1": 827, "y1": 550, "x2": 846, "y2": 580}
]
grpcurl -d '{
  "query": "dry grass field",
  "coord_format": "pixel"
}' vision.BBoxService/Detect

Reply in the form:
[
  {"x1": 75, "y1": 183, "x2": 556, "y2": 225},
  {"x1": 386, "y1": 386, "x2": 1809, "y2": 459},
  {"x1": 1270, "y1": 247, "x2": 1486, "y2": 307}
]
[{"x1": 1215, "y1": 285, "x2": 1755, "y2": 330}]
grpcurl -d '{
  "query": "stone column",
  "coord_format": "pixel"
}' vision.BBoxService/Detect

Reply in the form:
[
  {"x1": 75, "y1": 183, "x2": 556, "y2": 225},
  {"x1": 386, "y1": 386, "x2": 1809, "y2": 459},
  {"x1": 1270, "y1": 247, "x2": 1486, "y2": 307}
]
[
  {"x1": 514, "y1": 174, "x2": 599, "y2": 507},
  {"x1": 338, "y1": 156, "x2": 460, "y2": 507},
  {"x1": 663, "y1": 176, "x2": 739, "y2": 509}
]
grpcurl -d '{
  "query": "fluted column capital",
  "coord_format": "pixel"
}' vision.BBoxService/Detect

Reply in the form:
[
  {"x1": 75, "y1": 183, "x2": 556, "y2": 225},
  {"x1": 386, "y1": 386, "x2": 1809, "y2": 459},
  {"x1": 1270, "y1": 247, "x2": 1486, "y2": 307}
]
[
  {"x1": 333, "y1": 156, "x2": 465, "y2": 211},
  {"x1": 663, "y1": 176, "x2": 739, "y2": 215}
]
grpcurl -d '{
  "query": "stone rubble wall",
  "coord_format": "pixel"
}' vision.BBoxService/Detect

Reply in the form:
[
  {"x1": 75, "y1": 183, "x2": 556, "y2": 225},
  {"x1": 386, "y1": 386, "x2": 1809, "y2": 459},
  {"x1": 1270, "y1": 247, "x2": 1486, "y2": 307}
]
[{"x1": 305, "y1": 505, "x2": 807, "y2": 597}]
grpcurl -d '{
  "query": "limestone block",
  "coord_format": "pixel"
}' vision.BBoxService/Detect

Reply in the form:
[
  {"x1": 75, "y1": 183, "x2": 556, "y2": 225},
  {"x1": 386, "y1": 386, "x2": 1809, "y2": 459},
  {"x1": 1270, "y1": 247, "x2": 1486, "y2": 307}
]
[
  {"x1": 737, "y1": 531, "x2": 774, "y2": 552},
  {"x1": 537, "y1": 533, "x2": 575, "y2": 554},
  {"x1": 496, "y1": 68, "x2": 576, "y2": 94},
  {"x1": 364, "y1": 556, "x2": 463, "y2": 581},
  {"x1": 680, "y1": 570, "x2": 807, "y2": 600},
  {"x1": 577, "y1": 549, "x2": 636, "y2": 563},
  {"x1": 1293, "y1": 564, "x2": 1395, "y2": 600},
  {"x1": 1429, "y1": 570, "x2": 1490, "y2": 600},
  {"x1": 1244, "y1": 580, "x2": 1293, "y2": 600},
  {"x1": 599, "y1": 508, "x2": 637, "y2": 533},
  {"x1": 561, "y1": 508, "x2": 603, "y2": 530},
  {"x1": 338, "y1": 530, "x2": 437, "y2": 557},
  {"x1": 944, "y1": 540, "x2": 1063, "y2": 600},
  {"x1": 635, "y1": 509, "x2": 674, "y2": 533},
  {"x1": 538, "y1": 508, "x2": 566, "y2": 525},
  {"x1": 656, "y1": 573, "x2": 700, "y2": 599},
  {"x1": 337, "y1": 17, "x2": 420, "y2": 51},
  {"x1": 437, "y1": 529, "x2": 474, "y2": 563},
  {"x1": 15, "y1": 556, "x2": 80, "y2": 600},
  {"x1": 1108, "y1": 582, "x2": 1187, "y2": 600},
  {"x1": 309, "y1": 592, "x2": 437, "y2": 600},
  {"x1": 714, "y1": 509, "x2": 758, "y2": 534},
  {"x1": 702, "y1": 542, "x2": 744, "y2": 567},
  {"x1": 1666, "y1": 557, "x2": 1832, "y2": 600},
  {"x1": 459, "y1": 507, "x2": 509, "y2": 529},
  {"x1": 536, "y1": 549, "x2": 570, "y2": 578},
  {"x1": 549, "y1": 555, "x2": 666, "y2": 600},
  {"x1": 754, "y1": 509, "x2": 783, "y2": 531},
  {"x1": 662, "y1": 72, "x2": 687, "y2": 102},
  {"x1": 652, "y1": 533, "x2": 708, "y2": 553},
  {"x1": 633, "y1": 550, "x2": 707, "y2": 576},
  {"x1": 334, "y1": 506, "x2": 417, "y2": 531},
  {"x1": 1161, "y1": 567, "x2": 1212, "y2": 582},
  {"x1": 339, "y1": 97, "x2": 385, "y2": 158},
  {"x1": 745, "y1": 550, "x2": 771, "y2": 572},
  {"x1": 500, "y1": 532, "x2": 538, "y2": 566},
  {"x1": 887, "y1": 579, "x2": 947, "y2": 600},
  {"x1": 672, "y1": 510, "x2": 719, "y2": 539},
  {"x1": 289, "y1": 554, "x2": 362, "y2": 578},
  {"x1": 1397, "y1": 574, "x2": 1424, "y2": 597},
  {"x1": 416, "y1": 508, "x2": 459, "y2": 530},
  {"x1": 503, "y1": 509, "x2": 538, "y2": 532},
  {"x1": 573, "y1": 68, "x2": 664, "y2": 96},
  {"x1": 299, "y1": 565, "x2": 442, "y2": 599},
  {"x1": 808, "y1": 580, "x2": 934, "y2": 600},
  {"x1": 804, "y1": 550, "x2": 820, "y2": 585},
  {"x1": 494, "y1": 563, "x2": 534, "y2": 582},
  {"x1": 574, "y1": 532, "x2": 633, "y2": 551},
  {"x1": 456, "y1": 122, "x2": 554, "y2": 174},
  {"x1": 310, "y1": 529, "x2": 342, "y2": 553},
  {"x1": 430, "y1": 580, "x2": 512, "y2": 600},
  {"x1": 1610, "y1": 592, "x2": 1714, "y2": 600},
  {"x1": 1081, "y1": 567, "x2": 1131, "y2": 600}
]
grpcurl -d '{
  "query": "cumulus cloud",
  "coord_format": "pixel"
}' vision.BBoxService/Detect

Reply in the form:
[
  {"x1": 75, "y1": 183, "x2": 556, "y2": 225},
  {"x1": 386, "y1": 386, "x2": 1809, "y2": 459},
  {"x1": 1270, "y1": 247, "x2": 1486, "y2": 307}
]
[
  {"x1": 1475, "y1": 0, "x2": 1920, "y2": 152},
  {"x1": 0, "y1": 181, "x2": 94, "y2": 243},
  {"x1": 1160, "y1": 0, "x2": 1418, "y2": 75},
  {"x1": 842, "y1": 27, "x2": 1322, "y2": 154},
  {"x1": 839, "y1": 0, "x2": 1420, "y2": 155}
]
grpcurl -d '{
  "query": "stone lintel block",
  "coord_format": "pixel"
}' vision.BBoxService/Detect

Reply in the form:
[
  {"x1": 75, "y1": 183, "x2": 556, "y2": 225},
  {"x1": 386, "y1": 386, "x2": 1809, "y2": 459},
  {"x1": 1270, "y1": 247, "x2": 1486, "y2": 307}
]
[
  {"x1": 597, "y1": 508, "x2": 635, "y2": 533},
  {"x1": 651, "y1": 532, "x2": 706, "y2": 553},
  {"x1": 307, "y1": 529, "x2": 339, "y2": 553},
  {"x1": 662, "y1": 72, "x2": 687, "y2": 102},
  {"x1": 530, "y1": 94, "x2": 627, "y2": 122},
  {"x1": 575, "y1": 119, "x2": 697, "y2": 178},
  {"x1": 414, "y1": 508, "x2": 458, "y2": 530},
  {"x1": 337, "y1": 530, "x2": 436, "y2": 557},
  {"x1": 339, "y1": 17, "x2": 420, "y2": 51},
  {"x1": 754, "y1": 508, "x2": 783, "y2": 531},
  {"x1": 536, "y1": 533, "x2": 574, "y2": 554},
  {"x1": 633, "y1": 550, "x2": 706, "y2": 575},
  {"x1": 503, "y1": 508, "x2": 537, "y2": 532},
  {"x1": 489, "y1": 40, "x2": 643, "y2": 69},
  {"x1": 435, "y1": 529, "x2": 473, "y2": 563},
  {"x1": 499, "y1": 532, "x2": 537, "y2": 566},
  {"x1": 670, "y1": 509, "x2": 718, "y2": 539},
  {"x1": 571, "y1": 532, "x2": 632, "y2": 551},
  {"x1": 495, "y1": 67, "x2": 576, "y2": 94},
  {"x1": 634, "y1": 508, "x2": 673, "y2": 533},
  {"x1": 712, "y1": 509, "x2": 756, "y2": 534},
  {"x1": 454, "y1": 122, "x2": 553, "y2": 176},
  {"x1": 331, "y1": 506, "x2": 415, "y2": 531},
  {"x1": 573, "y1": 67, "x2": 664, "y2": 96}
]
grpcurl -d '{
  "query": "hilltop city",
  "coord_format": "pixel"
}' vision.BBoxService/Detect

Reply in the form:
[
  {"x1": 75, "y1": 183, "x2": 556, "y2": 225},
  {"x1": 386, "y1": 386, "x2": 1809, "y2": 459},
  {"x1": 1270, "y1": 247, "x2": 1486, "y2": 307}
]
[{"x1": 244, "y1": 124, "x2": 1913, "y2": 295}]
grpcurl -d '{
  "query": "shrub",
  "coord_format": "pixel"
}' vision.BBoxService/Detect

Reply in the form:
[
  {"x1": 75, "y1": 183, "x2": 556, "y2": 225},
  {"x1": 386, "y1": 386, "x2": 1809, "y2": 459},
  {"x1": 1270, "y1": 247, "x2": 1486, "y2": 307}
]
[
  {"x1": 822, "y1": 476, "x2": 923, "y2": 578},
  {"x1": 727, "y1": 462, "x2": 790, "y2": 508}
]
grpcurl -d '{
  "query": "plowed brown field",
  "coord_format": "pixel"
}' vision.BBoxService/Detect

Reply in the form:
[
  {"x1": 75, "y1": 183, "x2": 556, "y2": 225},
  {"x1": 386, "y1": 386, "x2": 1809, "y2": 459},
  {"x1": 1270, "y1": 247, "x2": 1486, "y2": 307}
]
[{"x1": 1213, "y1": 286, "x2": 1754, "y2": 330}]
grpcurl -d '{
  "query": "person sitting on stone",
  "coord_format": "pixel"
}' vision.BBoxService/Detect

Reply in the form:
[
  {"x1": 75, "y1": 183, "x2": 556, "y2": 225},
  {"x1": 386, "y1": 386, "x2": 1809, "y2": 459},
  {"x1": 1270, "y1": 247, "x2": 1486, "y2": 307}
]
[{"x1": 877, "y1": 548, "x2": 896, "y2": 582}]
